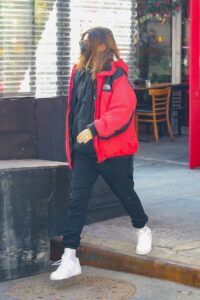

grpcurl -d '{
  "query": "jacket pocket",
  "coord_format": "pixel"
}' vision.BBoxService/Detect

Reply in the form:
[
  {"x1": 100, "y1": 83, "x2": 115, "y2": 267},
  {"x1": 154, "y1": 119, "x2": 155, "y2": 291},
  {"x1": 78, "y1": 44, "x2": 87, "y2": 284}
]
[{"x1": 100, "y1": 91, "x2": 112, "y2": 112}]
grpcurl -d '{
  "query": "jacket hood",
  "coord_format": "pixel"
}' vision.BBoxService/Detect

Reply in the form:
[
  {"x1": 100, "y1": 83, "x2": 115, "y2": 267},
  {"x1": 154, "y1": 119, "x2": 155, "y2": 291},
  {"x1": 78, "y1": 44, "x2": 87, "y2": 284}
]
[
  {"x1": 114, "y1": 59, "x2": 128, "y2": 75},
  {"x1": 96, "y1": 58, "x2": 129, "y2": 77},
  {"x1": 72, "y1": 58, "x2": 129, "y2": 78}
]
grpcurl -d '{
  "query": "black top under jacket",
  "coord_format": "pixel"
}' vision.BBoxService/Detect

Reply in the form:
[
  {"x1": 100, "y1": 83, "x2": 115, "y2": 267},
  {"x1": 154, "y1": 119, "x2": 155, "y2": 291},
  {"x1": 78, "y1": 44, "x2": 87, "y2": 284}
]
[{"x1": 70, "y1": 68, "x2": 97, "y2": 157}]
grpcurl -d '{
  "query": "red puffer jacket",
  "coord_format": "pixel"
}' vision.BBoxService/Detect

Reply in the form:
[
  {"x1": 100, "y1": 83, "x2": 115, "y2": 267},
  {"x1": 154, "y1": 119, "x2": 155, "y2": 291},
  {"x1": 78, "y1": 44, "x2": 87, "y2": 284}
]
[{"x1": 65, "y1": 58, "x2": 139, "y2": 170}]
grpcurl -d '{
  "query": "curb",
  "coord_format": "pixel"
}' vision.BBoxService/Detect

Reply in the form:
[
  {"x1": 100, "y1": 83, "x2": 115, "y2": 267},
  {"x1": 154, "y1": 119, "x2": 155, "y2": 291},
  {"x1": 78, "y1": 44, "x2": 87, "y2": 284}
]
[{"x1": 50, "y1": 236, "x2": 200, "y2": 288}]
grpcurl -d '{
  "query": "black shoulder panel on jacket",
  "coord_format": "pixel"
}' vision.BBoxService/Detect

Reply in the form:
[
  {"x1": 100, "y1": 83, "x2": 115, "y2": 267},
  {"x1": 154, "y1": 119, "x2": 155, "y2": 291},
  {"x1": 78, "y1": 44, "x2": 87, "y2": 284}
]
[
  {"x1": 112, "y1": 67, "x2": 126, "y2": 81},
  {"x1": 104, "y1": 67, "x2": 126, "y2": 90}
]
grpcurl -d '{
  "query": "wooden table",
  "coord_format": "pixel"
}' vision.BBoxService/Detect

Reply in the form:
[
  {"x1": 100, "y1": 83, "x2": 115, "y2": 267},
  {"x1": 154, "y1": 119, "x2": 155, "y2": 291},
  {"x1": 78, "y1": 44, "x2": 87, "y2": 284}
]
[
  {"x1": 133, "y1": 82, "x2": 188, "y2": 105},
  {"x1": 133, "y1": 82, "x2": 188, "y2": 92},
  {"x1": 134, "y1": 82, "x2": 171, "y2": 91}
]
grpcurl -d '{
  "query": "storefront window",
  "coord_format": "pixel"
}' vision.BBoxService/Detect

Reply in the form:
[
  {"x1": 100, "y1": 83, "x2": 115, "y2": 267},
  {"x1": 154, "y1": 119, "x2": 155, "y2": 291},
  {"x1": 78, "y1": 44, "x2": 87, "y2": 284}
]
[
  {"x1": 0, "y1": 0, "x2": 33, "y2": 96},
  {"x1": 135, "y1": 3, "x2": 172, "y2": 83},
  {"x1": 181, "y1": 0, "x2": 189, "y2": 83},
  {"x1": 0, "y1": 0, "x2": 137, "y2": 98},
  {"x1": 0, "y1": 0, "x2": 69, "y2": 98}
]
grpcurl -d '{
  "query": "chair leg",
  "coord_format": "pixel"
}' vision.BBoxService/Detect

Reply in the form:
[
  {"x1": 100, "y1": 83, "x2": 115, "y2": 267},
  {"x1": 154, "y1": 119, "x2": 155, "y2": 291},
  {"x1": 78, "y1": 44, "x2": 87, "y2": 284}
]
[
  {"x1": 152, "y1": 119, "x2": 159, "y2": 143},
  {"x1": 166, "y1": 116, "x2": 174, "y2": 142}
]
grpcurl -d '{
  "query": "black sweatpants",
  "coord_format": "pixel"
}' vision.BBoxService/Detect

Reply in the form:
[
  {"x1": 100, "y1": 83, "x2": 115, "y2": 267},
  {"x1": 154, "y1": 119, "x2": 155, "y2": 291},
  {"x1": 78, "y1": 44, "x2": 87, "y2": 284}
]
[{"x1": 63, "y1": 151, "x2": 148, "y2": 249}]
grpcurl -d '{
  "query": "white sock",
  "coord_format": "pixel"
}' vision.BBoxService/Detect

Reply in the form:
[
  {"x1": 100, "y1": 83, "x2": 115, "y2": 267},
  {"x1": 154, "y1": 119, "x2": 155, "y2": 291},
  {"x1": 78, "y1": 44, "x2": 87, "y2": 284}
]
[
  {"x1": 64, "y1": 248, "x2": 76, "y2": 258},
  {"x1": 138, "y1": 225, "x2": 148, "y2": 231}
]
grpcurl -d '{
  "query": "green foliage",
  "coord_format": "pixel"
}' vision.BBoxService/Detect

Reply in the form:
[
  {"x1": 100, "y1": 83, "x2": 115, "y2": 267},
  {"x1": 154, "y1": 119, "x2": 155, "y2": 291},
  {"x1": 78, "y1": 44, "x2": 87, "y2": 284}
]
[{"x1": 146, "y1": 0, "x2": 182, "y2": 17}]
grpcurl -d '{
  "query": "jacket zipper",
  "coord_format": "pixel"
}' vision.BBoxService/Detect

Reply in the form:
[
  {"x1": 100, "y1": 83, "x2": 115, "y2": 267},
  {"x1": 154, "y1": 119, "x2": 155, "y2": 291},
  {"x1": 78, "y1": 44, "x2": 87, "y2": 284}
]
[{"x1": 93, "y1": 77, "x2": 104, "y2": 162}]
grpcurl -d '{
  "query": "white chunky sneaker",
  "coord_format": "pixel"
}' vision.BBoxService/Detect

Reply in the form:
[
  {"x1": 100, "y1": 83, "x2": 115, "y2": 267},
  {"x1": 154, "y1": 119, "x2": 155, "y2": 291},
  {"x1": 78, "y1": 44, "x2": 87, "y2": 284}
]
[
  {"x1": 50, "y1": 248, "x2": 81, "y2": 280},
  {"x1": 136, "y1": 226, "x2": 152, "y2": 255}
]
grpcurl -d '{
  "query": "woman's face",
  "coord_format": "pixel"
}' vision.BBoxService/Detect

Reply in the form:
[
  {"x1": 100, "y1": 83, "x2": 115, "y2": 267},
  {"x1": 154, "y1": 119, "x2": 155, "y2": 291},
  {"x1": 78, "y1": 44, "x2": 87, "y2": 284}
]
[
  {"x1": 79, "y1": 33, "x2": 89, "y2": 54},
  {"x1": 80, "y1": 32, "x2": 105, "y2": 55}
]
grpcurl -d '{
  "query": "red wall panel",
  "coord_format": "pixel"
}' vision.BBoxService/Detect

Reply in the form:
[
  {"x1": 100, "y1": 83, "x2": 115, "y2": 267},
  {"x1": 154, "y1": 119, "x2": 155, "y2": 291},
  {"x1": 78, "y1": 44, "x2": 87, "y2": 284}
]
[{"x1": 189, "y1": 0, "x2": 200, "y2": 168}]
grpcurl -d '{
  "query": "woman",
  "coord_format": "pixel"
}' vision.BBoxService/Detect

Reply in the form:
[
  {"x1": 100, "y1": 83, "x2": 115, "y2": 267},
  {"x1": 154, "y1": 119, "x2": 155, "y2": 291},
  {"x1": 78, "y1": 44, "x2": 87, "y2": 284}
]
[{"x1": 50, "y1": 27, "x2": 152, "y2": 281}]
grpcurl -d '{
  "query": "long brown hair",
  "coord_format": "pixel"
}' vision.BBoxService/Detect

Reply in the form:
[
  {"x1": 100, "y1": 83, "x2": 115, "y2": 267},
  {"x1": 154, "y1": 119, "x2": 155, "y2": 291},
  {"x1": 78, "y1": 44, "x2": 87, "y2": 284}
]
[{"x1": 77, "y1": 27, "x2": 120, "y2": 79}]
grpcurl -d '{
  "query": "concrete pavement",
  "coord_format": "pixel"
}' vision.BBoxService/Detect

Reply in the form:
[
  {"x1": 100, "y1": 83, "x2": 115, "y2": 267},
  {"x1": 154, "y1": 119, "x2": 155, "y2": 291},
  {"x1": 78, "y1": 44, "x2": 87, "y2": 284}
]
[
  {"x1": 1, "y1": 134, "x2": 200, "y2": 298},
  {"x1": 77, "y1": 134, "x2": 200, "y2": 287},
  {"x1": 50, "y1": 134, "x2": 200, "y2": 289},
  {"x1": 2, "y1": 266, "x2": 200, "y2": 300}
]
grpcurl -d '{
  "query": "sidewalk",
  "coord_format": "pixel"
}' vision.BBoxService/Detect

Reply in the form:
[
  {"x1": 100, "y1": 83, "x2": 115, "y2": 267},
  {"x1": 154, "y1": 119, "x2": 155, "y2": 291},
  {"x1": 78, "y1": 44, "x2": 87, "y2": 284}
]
[
  {"x1": 78, "y1": 135, "x2": 200, "y2": 287},
  {"x1": 1, "y1": 134, "x2": 200, "y2": 299},
  {"x1": 2, "y1": 266, "x2": 200, "y2": 300},
  {"x1": 75, "y1": 136, "x2": 200, "y2": 287},
  {"x1": 49, "y1": 134, "x2": 200, "y2": 288}
]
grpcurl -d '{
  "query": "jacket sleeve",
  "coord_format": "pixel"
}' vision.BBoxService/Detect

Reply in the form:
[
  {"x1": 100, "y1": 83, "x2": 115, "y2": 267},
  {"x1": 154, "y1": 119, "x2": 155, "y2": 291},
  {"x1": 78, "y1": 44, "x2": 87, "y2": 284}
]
[
  {"x1": 93, "y1": 75, "x2": 137, "y2": 139},
  {"x1": 86, "y1": 122, "x2": 99, "y2": 137}
]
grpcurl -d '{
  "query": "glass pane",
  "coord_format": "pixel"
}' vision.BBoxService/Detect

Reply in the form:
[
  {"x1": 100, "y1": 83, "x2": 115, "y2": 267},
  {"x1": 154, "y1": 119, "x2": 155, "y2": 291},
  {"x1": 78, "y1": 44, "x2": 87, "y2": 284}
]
[
  {"x1": 135, "y1": 18, "x2": 172, "y2": 82},
  {"x1": 35, "y1": 0, "x2": 57, "y2": 97},
  {"x1": 0, "y1": 0, "x2": 138, "y2": 98},
  {"x1": 0, "y1": 0, "x2": 33, "y2": 96},
  {"x1": 181, "y1": 0, "x2": 189, "y2": 83}
]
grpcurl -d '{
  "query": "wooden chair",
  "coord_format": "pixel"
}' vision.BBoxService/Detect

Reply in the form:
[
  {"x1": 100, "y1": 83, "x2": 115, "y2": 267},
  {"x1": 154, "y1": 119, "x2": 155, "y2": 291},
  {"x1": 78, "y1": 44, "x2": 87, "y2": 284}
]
[{"x1": 135, "y1": 87, "x2": 174, "y2": 143}]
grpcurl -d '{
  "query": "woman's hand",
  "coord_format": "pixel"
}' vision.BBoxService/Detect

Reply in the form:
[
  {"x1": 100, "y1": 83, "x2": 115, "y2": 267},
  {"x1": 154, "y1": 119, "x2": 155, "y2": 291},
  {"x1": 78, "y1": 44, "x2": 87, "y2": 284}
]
[{"x1": 77, "y1": 128, "x2": 93, "y2": 144}]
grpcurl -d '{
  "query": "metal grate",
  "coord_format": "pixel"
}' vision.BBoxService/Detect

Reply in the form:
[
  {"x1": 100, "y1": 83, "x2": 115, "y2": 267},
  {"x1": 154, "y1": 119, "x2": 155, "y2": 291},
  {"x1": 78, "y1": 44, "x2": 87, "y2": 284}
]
[{"x1": 6, "y1": 272, "x2": 136, "y2": 300}]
